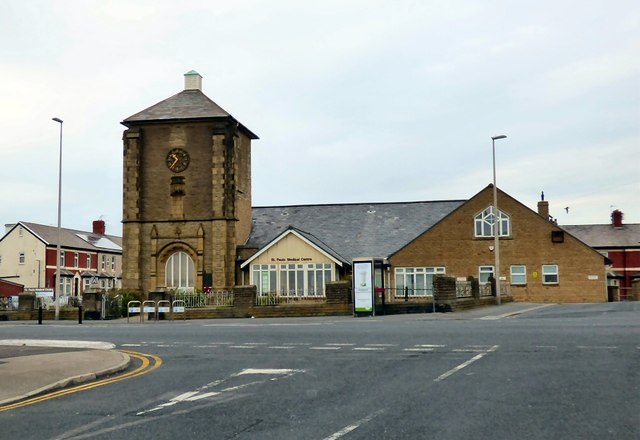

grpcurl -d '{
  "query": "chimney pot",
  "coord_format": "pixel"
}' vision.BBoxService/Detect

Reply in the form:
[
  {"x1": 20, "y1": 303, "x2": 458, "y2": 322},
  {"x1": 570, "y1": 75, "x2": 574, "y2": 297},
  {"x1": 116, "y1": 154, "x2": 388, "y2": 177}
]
[
  {"x1": 93, "y1": 220, "x2": 106, "y2": 235},
  {"x1": 611, "y1": 210, "x2": 623, "y2": 228}
]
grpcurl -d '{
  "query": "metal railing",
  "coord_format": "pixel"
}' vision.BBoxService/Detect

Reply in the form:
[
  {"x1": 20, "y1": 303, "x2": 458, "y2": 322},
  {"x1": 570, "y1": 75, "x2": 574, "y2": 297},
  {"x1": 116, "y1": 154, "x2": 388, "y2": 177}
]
[
  {"x1": 256, "y1": 292, "x2": 326, "y2": 306},
  {"x1": 390, "y1": 287, "x2": 434, "y2": 298},
  {"x1": 172, "y1": 290, "x2": 234, "y2": 308}
]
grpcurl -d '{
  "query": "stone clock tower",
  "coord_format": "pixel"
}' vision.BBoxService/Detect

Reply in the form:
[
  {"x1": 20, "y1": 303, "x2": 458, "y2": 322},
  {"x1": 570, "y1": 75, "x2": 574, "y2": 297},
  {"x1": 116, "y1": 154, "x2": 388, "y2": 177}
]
[{"x1": 121, "y1": 71, "x2": 258, "y2": 294}]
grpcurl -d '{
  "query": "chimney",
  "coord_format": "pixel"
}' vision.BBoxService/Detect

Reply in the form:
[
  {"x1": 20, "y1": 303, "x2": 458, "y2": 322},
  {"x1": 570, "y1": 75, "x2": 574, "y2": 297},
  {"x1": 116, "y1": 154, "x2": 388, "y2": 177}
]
[
  {"x1": 93, "y1": 220, "x2": 106, "y2": 235},
  {"x1": 611, "y1": 210, "x2": 623, "y2": 228},
  {"x1": 537, "y1": 200, "x2": 549, "y2": 219},
  {"x1": 184, "y1": 70, "x2": 202, "y2": 91}
]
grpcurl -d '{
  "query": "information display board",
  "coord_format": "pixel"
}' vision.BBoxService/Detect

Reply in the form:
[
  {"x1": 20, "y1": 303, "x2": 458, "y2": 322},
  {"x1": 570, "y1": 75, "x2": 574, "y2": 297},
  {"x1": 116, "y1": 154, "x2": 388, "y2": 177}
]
[{"x1": 353, "y1": 261, "x2": 373, "y2": 313}]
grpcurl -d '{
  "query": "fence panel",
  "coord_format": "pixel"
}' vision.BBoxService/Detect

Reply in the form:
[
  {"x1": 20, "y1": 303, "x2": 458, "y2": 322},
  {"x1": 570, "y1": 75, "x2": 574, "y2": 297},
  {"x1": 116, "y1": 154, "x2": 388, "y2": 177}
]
[{"x1": 172, "y1": 291, "x2": 234, "y2": 308}]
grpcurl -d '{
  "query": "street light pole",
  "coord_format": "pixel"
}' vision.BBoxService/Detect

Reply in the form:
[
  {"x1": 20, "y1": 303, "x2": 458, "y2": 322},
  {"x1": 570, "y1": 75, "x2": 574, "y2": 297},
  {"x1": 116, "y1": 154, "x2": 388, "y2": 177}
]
[
  {"x1": 491, "y1": 135, "x2": 507, "y2": 305},
  {"x1": 53, "y1": 117, "x2": 63, "y2": 321}
]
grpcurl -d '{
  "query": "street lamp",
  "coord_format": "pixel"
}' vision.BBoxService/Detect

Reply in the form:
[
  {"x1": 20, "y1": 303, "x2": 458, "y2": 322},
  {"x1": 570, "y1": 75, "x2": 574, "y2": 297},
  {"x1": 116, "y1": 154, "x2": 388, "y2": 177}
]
[
  {"x1": 53, "y1": 117, "x2": 63, "y2": 320},
  {"x1": 491, "y1": 134, "x2": 507, "y2": 305}
]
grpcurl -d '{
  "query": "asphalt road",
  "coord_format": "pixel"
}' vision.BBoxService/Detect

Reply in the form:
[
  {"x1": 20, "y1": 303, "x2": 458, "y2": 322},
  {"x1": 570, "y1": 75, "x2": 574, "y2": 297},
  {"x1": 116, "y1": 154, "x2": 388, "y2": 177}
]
[{"x1": 0, "y1": 302, "x2": 638, "y2": 440}]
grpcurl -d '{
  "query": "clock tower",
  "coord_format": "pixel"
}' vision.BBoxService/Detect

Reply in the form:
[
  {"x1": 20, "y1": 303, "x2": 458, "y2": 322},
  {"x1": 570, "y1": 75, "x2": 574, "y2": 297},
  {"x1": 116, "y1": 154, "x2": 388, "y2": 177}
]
[{"x1": 121, "y1": 71, "x2": 258, "y2": 294}]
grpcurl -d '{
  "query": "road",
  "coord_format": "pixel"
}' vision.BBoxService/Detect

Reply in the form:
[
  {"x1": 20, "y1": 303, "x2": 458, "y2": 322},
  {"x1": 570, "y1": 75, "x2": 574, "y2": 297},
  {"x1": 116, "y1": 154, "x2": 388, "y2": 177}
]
[{"x1": 0, "y1": 302, "x2": 638, "y2": 439}]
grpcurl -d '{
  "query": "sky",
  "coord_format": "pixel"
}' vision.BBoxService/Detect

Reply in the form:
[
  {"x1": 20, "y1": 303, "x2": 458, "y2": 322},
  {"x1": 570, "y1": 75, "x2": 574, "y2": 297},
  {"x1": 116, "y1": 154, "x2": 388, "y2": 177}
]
[{"x1": 1, "y1": 0, "x2": 638, "y2": 237}]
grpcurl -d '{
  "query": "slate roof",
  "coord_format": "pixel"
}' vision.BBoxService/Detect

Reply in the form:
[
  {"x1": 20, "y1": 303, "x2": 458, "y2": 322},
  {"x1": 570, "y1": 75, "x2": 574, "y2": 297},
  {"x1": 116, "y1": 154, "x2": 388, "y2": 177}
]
[
  {"x1": 246, "y1": 200, "x2": 466, "y2": 262},
  {"x1": 3, "y1": 222, "x2": 122, "y2": 253},
  {"x1": 562, "y1": 223, "x2": 640, "y2": 248},
  {"x1": 121, "y1": 89, "x2": 258, "y2": 139}
]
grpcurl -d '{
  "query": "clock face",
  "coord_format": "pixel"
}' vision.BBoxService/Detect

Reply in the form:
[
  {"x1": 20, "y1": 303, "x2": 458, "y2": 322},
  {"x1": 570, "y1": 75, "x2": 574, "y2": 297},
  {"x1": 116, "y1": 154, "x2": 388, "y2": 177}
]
[{"x1": 166, "y1": 148, "x2": 190, "y2": 173}]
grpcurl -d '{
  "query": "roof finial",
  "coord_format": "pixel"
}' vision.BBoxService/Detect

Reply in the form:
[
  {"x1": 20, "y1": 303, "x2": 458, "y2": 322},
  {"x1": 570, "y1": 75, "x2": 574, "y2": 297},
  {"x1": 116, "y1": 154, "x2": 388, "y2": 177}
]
[{"x1": 184, "y1": 70, "x2": 202, "y2": 91}]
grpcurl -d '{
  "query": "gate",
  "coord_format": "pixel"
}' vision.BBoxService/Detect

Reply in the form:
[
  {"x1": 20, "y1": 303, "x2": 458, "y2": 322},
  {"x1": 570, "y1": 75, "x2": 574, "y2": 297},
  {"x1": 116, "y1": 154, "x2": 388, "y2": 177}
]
[{"x1": 102, "y1": 294, "x2": 123, "y2": 320}]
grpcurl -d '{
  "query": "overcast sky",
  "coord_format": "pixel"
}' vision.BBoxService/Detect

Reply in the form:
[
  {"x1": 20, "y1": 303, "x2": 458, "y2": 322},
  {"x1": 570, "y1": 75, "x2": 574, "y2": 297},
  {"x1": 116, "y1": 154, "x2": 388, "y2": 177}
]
[{"x1": 1, "y1": 0, "x2": 638, "y2": 236}]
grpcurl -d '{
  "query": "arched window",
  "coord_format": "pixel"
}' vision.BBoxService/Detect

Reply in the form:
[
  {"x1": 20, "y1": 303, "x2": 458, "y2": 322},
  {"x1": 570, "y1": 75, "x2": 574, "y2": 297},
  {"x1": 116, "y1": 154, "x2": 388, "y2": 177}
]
[
  {"x1": 165, "y1": 251, "x2": 194, "y2": 291},
  {"x1": 474, "y1": 206, "x2": 510, "y2": 237}
]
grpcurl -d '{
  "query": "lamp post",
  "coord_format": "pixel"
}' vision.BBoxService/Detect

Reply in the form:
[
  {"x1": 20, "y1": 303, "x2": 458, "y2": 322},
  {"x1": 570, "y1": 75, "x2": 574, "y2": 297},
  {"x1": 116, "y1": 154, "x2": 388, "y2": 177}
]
[
  {"x1": 53, "y1": 117, "x2": 63, "y2": 320},
  {"x1": 491, "y1": 135, "x2": 507, "y2": 305}
]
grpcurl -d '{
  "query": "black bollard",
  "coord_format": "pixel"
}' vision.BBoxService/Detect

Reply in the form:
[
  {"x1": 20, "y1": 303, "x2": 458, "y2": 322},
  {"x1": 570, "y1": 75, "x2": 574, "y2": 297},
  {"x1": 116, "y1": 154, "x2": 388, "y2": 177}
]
[
  {"x1": 38, "y1": 306, "x2": 42, "y2": 325},
  {"x1": 78, "y1": 306, "x2": 82, "y2": 324}
]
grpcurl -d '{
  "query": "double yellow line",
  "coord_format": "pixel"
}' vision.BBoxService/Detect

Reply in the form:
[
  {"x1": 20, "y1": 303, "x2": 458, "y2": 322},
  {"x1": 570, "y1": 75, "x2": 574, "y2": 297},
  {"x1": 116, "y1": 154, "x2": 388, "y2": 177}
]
[{"x1": 0, "y1": 350, "x2": 162, "y2": 412}]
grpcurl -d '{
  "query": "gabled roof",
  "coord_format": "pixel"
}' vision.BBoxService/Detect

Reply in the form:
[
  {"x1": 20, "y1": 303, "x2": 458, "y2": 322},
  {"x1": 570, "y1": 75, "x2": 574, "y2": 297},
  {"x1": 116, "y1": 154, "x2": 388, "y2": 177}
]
[
  {"x1": 121, "y1": 89, "x2": 258, "y2": 139},
  {"x1": 246, "y1": 200, "x2": 466, "y2": 262},
  {"x1": 562, "y1": 223, "x2": 640, "y2": 249},
  {"x1": 241, "y1": 226, "x2": 349, "y2": 269},
  {"x1": 1, "y1": 222, "x2": 122, "y2": 253}
]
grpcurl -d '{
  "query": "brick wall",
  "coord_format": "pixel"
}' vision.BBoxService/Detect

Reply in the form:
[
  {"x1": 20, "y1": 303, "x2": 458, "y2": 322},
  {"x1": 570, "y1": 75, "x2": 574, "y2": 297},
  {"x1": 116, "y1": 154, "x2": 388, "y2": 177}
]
[{"x1": 390, "y1": 186, "x2": 607, "y2": 303}]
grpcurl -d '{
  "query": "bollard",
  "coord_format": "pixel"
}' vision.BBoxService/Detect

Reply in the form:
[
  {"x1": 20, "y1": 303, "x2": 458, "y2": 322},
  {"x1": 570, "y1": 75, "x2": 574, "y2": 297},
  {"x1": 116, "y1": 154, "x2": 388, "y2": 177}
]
[
  {"x1": 38, "y1": 306, "x2": 43, "y2": 325},
  {"x1": 78, "y1": 305, "x2": 83, "y2": 324}
]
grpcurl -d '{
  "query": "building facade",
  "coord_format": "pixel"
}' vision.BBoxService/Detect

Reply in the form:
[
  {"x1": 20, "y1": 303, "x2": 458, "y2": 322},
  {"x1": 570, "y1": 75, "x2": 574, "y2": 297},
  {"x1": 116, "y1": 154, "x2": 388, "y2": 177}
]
[
  {"x1": 563, "y1": 210, "x2": 640, "y2": 300},
  {"x1": 0, "y1": 220, "x2": 122, "y2": 296},
  {"x1": 121, "y1": 71, "x2": 257, "y2": 294}
]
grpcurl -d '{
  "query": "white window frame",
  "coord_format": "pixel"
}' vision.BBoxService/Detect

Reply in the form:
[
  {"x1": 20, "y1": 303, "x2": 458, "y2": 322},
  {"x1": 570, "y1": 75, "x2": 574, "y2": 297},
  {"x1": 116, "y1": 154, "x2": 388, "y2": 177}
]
[
  {"x1": 479, "y1": 265, "x2": 494, "y2": 284},
  {"x1": 474, "y1": 206, "x2": 510, "y2": 238},
  {"x1": 60, "y1": 252, "x2": 65, "y2": 267},
  {"x1": 74, "y1": 252, "x2": 79, "y2": 268},
  {"x1": 251, "y1": 263, "x2": 333, "y2": 297},
  {"x1": 86, "y1": 254, "x2": 91, "y2": 269},
  {"x1": 165, "y1": 251, "x2": 195, "y2": 291},
  {"x1": 395, "y1": 267, "x2": 446, "y2": 297},
  {"x1": 542, "y1": 265, "x2": 559, "y2": 284},
  {"x1": 111, "y1": 255, "x2": 116, "y2": 270},
  {"x1": 101, "y1": 255, "x2": 106, "y2": 270},
  {"x1": 19, "y1": 253, "x2": 26, "y2": 265},
  {"x1": 510, "y1": 265, "x2": 527, "y2": 285}
]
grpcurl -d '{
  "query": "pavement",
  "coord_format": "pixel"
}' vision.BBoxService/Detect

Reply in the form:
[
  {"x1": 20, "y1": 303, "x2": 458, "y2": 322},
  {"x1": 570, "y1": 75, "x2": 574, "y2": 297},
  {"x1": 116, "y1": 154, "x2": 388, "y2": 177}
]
[
  {"x1": 0, "y1": 302, "x2": 553, "y2": 407},
  {"x1": 0, "y1": 340, "x2": 130, "y2": 406}
]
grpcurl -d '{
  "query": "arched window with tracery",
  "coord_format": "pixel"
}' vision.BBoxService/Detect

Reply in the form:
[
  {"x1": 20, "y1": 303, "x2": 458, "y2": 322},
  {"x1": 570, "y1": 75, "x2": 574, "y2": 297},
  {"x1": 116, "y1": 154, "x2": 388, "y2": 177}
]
[{"x1": 165, "y1": 251, "x2": 194, "y2": 291}]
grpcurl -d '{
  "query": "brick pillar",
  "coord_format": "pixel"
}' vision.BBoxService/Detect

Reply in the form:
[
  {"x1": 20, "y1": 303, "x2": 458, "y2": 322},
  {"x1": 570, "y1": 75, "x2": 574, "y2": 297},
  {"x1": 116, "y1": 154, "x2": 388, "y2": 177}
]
[
  {"x1": 233, "y1": 285, "x2": 257, "y2": 311},
  {"x1": 326, "y1": 281, "x2": 352, "y2": 304}
]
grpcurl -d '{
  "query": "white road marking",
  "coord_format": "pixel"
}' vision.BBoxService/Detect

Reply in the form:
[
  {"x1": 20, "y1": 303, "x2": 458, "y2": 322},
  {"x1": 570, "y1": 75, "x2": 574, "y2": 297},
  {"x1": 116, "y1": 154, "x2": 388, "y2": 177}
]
[
  {"x1": 185, "y1": 391, "x2": 219, "y2": 401},
  {"x1": 434, "y1": 345, "x2": 499, "y2": 382},
  {"x1": 0, "y1": 339, "x2": 115, "y2": 350},
  {"x1": 365, "y1": 343, "x2": 397, "y2": 347},
  {"x1": 403, "y1": 348, "x2": 434, "y2": 352},
  {"x1": 452, "y1": 348, "x2": 489, "y2": 353},
  {"x1": 230, "y1": 345, "x2": 256, "y2": 349},
  {"x1": 323, "y1": 409, "x2": 385, "y2": 440},
  {"x1": 415, "y1": 344, "x2": 445, "y2": 348},
  {"x1": 120, "y1": 343, "x2": 142, "y2": 347},
  {"x1": 237, "y1": 369, "x2": 300, "y2": 376},
  {"x1": 268, "y1": 346, "x2": 295, "y2": 349},
  {"x1": 577, "y1": 346, "x2": 617, "y2": 349},
  {"x1": 326, "y1": 343, "x2": 355, "y2": 346},
  {"x1": 310, "y1": 346, "x2": 341, "y2": 350},
  {"x1": 353, "y1": 347, "x2": 386, "y2": 351}
]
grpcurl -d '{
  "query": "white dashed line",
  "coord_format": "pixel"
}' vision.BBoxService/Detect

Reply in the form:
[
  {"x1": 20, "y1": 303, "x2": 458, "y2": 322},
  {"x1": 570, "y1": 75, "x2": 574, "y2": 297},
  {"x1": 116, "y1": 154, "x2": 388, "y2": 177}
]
[
  {"x1": 310, "y1": 346, "x2": 341, "y2": 350},
  {"x1": 323, "y1": 409, "x2": 385, "y2": 440},
  {"x1": 353, "y1": 347, "x2": 386, "y2": 351}
]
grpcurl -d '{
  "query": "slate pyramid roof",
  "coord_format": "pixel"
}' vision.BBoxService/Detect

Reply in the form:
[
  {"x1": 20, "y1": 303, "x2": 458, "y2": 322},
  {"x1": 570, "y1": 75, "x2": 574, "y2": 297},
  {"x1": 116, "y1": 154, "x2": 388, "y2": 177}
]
[{"x1": 121, "y1": 76, "x2": 258, "y2": 139}]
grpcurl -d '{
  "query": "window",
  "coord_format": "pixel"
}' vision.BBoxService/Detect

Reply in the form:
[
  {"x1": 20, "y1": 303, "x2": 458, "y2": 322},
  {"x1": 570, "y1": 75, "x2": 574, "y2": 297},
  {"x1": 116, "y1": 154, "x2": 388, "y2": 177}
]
[
  {"x1": 479, "y1": 266, "x2": 494, "y2": 284},
  {"x1": 111, "y1": 256, "x2": 116, "y2": 270},
  {"x1": 19, "y1": 253, "x2": 25, "y2": 265},
  {"x1": 60, "y1": 252, "x2": 65, "y2": 266},
  {"x1": 474, "y1": 206, "x2": 510, "y2": 238},
  {"x1": 165, "y1": 251, "x2": 195, "y2": 291},
  {"x1": 510, "y1": 265, "x2": 526, "y2": 285},
  {"x1": 18, "y1": 227, "x2": 23, "y2": 237},
  {"x1": 395, "y1": 267, "x2": 446, "y2": 296},
  {"x1": 253, "y1": 264, "x2": 277, "y2": 295},
  {"x1": 307, "y1": 263, "x2": 332, "y2": 296},
  {"x1": 542, "y1": 265, "x2": 559, "y2": 284},
  {"x1": 251, "y1": 263, "x2": 333, "y2": 296},
  {"x1": 74, "y1": 253, "x2": 79, "y2": 268},
  {"x1": 87, "y1": 255, "x2": 92, "y2": 269},
  {"x1": 101, "y1": 255, "x2": 106, "y2": 270}
]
